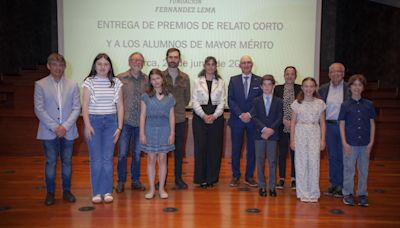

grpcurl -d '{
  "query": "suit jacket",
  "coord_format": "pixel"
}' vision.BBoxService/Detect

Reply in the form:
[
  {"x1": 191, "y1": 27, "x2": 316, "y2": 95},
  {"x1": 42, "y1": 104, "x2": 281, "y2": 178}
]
[
  {"x1": 273, "y1": 84, "x2": 302, "y2": 99},
  {"x1": 250, "y1": 95, "x2": 283, "y2": 141},
  {"x1": 191, "y1": 76, "x2": 225, "y2": 118},
  {"x1": 34, "y1": 75, "x2": 81, "y2": 140},
  {"x1": 319, "y1": 81, "x2": 351, "y2": 103},
  {"x1": 227, "y1": 73, "x2": 262, "y2": 126}
]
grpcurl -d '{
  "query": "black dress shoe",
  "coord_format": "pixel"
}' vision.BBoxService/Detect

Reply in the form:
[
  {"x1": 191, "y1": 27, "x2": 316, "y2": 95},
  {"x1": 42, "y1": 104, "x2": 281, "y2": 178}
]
[
  {"x1": 269, "y1": 189, "x2": 277, "y2": 197},
  {"x1": 259, "y1": 188, "x2": 267, "y2": 197},
  {"x1": 175, "y1": 179, "x2": 188, "y2": 190},
  {"x1": 116, "y1": 182, "x2": 125, "y2": 193},
  {"x1": 44, "y1": 192, "x2": 55, "y2": 206},
  {"x1": 63, "y1": 191, "x2": 76, "y2": 203}
]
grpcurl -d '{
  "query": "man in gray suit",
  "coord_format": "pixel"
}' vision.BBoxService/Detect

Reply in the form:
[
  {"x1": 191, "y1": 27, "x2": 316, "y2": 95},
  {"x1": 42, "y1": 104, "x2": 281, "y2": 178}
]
[{"x1": 34, "y1": 53, "x2": 81, "y2": 206}]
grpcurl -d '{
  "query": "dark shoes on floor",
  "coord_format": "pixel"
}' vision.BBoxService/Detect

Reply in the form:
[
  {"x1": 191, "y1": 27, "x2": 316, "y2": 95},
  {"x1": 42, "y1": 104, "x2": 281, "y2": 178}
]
[
  {"x1": 358, "y1": 195, "x2": 369, "y2": 207},
  {"x1": 259, "y1": 188, "x2": 267, "y2": 197},
  {"x1": 132, "y1": 181, "x2": 146, "y2": 191},
  {"x1": 244, "y1": 178, "x2": 258, "y2": 188},
  {"x1": 324, "y1": 186, "x2": 342, "y2": 197},
  {"x1": 291, "y1": 180, "x2": 296, "y2": 190},
  {"x1": 343, "y1": 194, "x2": 369, "y2": 207},
  {"x1": 44, "y1": 192, "x2": 55, "y2": 206},
  {"x1": 259, "y1": 188, "x2": 277, "y2": 197},
  {"x1": 229, "y1": 177, "x2": 257, "y2": 187},
  {"x1": 63, "y1": 191, "x2": 76, "y2": 203},
  {"x1": 334, "y1": 187, "x2": 343, "y2": 198},
  {"x1": 229, "y1": 177, "x2": 240, "y2": 187},
  {"x1": 276, "y1": 179, "x2": 296, "y2": 190},
  {"x1": 343, "y1": 194, "x2": 355, "y2": 206},
  {"x1": 175, "y1": 179, "x2": 188, "y2": 190},
  {"x1": 276, "y1": 180, "x2": 284, "y2": 190},
  {"x1": 45, "y1": 191, "x2": 75, "y2": 206},
  {"x1": 269, "y1": 189, "x2": 277, "y2": 197}
]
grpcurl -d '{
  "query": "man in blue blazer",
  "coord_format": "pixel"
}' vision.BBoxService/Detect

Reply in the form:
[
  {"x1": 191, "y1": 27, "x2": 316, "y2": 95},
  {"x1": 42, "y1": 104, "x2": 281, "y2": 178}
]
[
  {"x1": 251, "y1": 75, "x2": 283, "y2": 197},
  {"x1": 227, "y1": 55, "x2": 262, "y2": 187},
  {"x1": 319, "y1": 62, "x2": 351, "y2": 197},
  {"x1": 34, "y1": 53, "x2": 81, "y2": 206}
]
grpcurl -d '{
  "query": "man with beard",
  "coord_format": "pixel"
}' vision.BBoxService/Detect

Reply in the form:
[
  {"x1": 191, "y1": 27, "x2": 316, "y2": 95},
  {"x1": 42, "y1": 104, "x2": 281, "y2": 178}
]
[{"x1": 162, "y1": 48, "x2": 191, "y2": 189}]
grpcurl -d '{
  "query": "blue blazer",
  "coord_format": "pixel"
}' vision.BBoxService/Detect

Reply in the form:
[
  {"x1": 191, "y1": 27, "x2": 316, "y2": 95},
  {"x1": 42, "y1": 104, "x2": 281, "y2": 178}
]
[
  {"x1": 250, "y1": 95, "x2": 283, "y2": 141},
  {"x1": 319, "y1": 82, "x2": 351, "y2": 103},
  {"x1": 34, "y1": 75, "x2": 81, "y2": 140},
  {"x1": 227, "y1": 74, "x2": 262, "y2": 126}
]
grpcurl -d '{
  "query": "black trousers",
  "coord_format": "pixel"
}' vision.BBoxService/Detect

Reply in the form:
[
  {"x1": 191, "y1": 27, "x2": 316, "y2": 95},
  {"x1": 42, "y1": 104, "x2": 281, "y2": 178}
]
[
  {"x1": 192, "y1": 113, "x2": 224, "y2": 184},
  {"x1": 278, "y1": 131, "x2": 295, "y2": 179},
  {"x1": 174, "y1": 121, "x2": 186, "y2": 181}
]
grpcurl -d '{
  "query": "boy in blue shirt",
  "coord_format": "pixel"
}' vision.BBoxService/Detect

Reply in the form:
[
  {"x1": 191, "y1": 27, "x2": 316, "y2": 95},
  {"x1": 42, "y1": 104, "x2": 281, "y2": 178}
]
[
  {"x1": 250, "y1": 75, "x2": 283, "y2": 197},
  {"x1": 338, "y1": 74, "x2": 376, "y2": 207}
]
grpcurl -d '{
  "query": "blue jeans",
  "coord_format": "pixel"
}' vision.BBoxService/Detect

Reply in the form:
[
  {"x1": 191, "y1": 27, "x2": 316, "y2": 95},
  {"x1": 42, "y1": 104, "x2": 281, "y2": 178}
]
[
  {"x1": 117, "y1": 124, "x2": 141, "y2": 183},
  {"x1": 326, "y1": 122, "x2": 343, "y2": 188},
  {"x1": 87, "y1": 114, "x2": 117, "y2": 196},
  {"x1": 343, "y1": 146, "x2": 370, "y2": 196},
  {"x1": 42, "y1": 138, "x2": 74, "y2": 193}
]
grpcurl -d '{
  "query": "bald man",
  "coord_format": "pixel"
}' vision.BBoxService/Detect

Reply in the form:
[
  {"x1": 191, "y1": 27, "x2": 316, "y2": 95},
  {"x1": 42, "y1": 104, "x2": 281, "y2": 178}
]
[
  {"x1": 319, "y1": 62, "x2": 351, "y2": 198},
  {"x1": 227, "y1": 55, "x2": 262, "y2": 187}
]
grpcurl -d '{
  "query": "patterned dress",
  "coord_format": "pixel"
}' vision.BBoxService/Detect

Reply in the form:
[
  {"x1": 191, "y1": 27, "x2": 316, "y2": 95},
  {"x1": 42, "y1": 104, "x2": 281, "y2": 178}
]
[
  {"x1": 282, "y1": 86, "x2": 295, "y2": 133},
  {"x1": 291, "y1": 98, "x2": 326, "y2": 200},
  {"x1": 140, "y1": 93, "x2": 176, "y2": 153}
]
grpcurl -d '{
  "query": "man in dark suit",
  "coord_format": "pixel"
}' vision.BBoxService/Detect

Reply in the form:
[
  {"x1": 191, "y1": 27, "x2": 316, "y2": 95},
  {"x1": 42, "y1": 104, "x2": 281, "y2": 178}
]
[
  {"x1": 319, "y1": 62, "x2": 350, "y2": 197},
  {"x1": 227, "y1": 55, "x2": 262, "y2": 187},
  {"x1": 251, "y1": 75, "x2": 283, "y2": 197}
]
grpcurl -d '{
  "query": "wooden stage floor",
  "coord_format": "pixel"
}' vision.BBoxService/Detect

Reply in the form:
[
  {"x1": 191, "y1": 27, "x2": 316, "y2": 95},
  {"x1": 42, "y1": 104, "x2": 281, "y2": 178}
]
[{"x1": 0, "y1": 156, "x2": 399, "y2": 228}]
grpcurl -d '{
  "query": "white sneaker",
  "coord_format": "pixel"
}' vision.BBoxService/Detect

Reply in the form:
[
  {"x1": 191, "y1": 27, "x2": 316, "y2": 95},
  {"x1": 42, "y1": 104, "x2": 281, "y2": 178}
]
[
  {"x1": 104, "y1": 193, "x2": 113, "y2": 203},
  {"x1": 92, "y1": 194, "x2": 102, "y2": 204}
]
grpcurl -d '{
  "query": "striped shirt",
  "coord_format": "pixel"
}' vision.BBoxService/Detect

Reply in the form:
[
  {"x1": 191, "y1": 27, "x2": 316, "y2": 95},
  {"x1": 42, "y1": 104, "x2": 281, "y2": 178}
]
[{"x1": 82, "y1": 76, "x2": 123, "y2": 115}]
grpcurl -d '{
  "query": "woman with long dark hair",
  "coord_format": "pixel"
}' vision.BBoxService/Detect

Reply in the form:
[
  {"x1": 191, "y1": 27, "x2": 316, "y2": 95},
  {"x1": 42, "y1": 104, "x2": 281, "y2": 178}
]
[
  {"x1": 192, "y1": 56, "x2": 225, "y2": 188},
  {"x1": 82, "y1": 53, "x2": 124, "y2": 204}
]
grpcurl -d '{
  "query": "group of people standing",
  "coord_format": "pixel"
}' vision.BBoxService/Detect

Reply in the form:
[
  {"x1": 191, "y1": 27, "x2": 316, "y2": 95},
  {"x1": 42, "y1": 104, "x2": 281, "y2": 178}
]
[{"x1": 34, "y1": 50, "x2": 375, "y2": 208}]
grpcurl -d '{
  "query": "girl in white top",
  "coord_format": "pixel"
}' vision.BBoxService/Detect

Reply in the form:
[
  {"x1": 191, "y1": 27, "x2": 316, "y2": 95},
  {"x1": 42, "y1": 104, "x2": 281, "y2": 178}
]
[
  {"x1": 82, "y1": 53, "x2": 124, "y2": 204},
  {"x1": 290, "y1": 77, "x2": 326, "y2": 203}
]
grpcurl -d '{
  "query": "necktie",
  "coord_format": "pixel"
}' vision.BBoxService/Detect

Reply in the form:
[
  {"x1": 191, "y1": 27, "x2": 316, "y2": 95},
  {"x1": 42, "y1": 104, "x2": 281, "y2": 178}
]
[
  {"x1": 244, "y1": 76, "x2": 249, "y2": 99},
  {"x1": 265, "y1": 96, "x2": 270, "y2": 116}
]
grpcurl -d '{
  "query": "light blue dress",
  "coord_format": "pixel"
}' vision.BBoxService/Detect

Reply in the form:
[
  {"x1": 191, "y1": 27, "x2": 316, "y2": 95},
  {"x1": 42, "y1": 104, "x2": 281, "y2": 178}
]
[{"x1": 140, "y1": 93, "x2": 176, "y2": 153}]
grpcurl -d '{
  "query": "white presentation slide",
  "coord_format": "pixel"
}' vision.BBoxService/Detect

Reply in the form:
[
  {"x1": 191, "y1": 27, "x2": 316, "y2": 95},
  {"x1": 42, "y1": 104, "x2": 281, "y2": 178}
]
[{"x1": 59, "y1": 0, "x2": 321, "y2": 93}]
